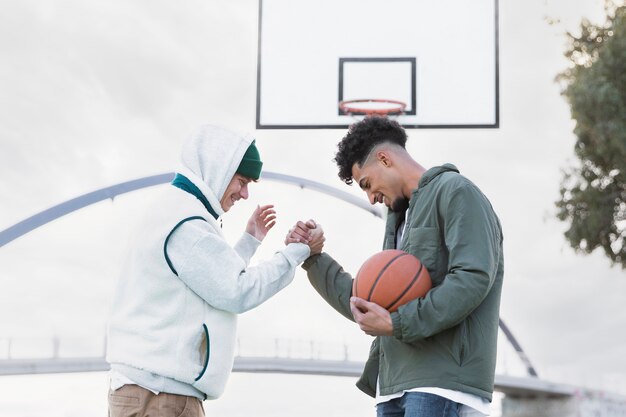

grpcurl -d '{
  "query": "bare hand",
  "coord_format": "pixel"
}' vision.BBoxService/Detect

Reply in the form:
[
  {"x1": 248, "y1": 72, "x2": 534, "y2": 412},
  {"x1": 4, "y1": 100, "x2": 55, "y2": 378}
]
[
  {"x1": 350, "y1": 297, "x2": 393, "y2": 336},
  {"x1": 308, "y1": 224, "x2": 325, "y2": 255},
  {"x1": 246, "y1": 205, "x2": 276, "y2": 242},
  {"x1": 285, "y1": 219, "x2": 325, "y2": 254},
  {"x1": 284, "y1": 219, "x2": 316, "y2": 245}
]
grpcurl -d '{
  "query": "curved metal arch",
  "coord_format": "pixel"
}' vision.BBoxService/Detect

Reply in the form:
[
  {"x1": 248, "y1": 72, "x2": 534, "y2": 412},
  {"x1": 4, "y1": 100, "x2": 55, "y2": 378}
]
[
  {"x1": 0, "y1": 172, "x2": 537, "y2": 377},
  {"x1": 0, "y1": 173, "x2": 174, "y2": 248},
  {"x1": 0, "y1": 172, "x2": 382, "y2": 248},
  {"x1": 499, "y1": 318, "x2": 538, "y2": 377}
]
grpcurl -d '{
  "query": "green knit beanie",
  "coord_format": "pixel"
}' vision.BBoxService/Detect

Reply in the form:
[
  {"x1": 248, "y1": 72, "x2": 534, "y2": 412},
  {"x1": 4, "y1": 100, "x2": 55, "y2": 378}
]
[{"x1": 236, "y1": 140, "x2": 263, "y2": 180}]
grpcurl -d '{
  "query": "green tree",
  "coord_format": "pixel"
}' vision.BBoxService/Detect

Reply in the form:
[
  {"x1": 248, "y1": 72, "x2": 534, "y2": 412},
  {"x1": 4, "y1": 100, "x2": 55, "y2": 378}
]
[{"x1": 556, "y1": 2, "x2": 626, "y2": 268}]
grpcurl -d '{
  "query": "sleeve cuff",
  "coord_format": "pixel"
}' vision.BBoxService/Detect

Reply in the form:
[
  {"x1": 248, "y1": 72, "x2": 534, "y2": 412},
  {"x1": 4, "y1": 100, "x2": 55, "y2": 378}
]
[
  {"x1": 391, "y1": 311, "x2": 404, "y2": 340},
  {"x1": 282, "y1": 243, "x2": 311, "y2": 266},
  {"x1": 233, "y1": 232, "x2": 262, "y2": 265},
  {"x1": 301, "y1": 253, "x2": 323, "y2": 270}
]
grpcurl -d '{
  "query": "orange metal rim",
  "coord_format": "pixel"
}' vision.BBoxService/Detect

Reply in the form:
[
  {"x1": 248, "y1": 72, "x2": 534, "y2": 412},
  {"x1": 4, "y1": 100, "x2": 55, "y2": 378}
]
[{"x1": 338, "y1": 99, "x2": 407, "y2": 115}]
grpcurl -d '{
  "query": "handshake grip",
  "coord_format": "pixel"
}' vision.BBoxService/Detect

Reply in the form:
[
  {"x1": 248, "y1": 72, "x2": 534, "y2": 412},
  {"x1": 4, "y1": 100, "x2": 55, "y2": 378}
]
[{"x1": 285, "y1": 219, "x2": 325, "y2": 256}]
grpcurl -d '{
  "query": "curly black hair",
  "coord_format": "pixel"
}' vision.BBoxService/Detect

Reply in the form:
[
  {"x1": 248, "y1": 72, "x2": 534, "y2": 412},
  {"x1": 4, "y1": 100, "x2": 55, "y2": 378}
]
[{"x1": 334, "y1": 116, "x2": 407, "y2": 184}]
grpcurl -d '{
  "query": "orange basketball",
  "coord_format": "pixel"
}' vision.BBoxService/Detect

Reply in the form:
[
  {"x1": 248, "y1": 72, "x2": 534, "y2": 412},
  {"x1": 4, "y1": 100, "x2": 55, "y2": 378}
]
[{"x1": 352, "y1": 249, "x2": 432, "y2": 312}]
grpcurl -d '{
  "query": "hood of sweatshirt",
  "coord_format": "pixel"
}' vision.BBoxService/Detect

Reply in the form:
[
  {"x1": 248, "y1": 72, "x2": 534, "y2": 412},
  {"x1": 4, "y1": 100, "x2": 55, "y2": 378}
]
[{"x1": 178, "y1": 125, "x2": 256, "y2": 218}]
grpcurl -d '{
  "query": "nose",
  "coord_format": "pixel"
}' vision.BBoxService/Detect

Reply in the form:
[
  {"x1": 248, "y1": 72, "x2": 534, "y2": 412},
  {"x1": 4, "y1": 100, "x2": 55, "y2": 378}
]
[
  {"x1": 367, "y1": 191, "x2": 376, "y2": 205},
  {"x1": 240, "y1": 183, "x2": 249, "y2": 200}
]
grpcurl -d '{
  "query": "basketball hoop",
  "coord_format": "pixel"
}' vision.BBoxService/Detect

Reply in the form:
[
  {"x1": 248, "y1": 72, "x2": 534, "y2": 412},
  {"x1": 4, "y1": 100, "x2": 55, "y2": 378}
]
[{"x1": 339, "y1": 99, "x2": 407, "y2": 117}]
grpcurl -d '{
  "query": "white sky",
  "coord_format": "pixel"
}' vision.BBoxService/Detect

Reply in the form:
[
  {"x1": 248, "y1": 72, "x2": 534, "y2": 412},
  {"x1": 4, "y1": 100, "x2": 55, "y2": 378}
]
[{"x1": 1, "y1": 0, "x2": 625, "y2": 415}]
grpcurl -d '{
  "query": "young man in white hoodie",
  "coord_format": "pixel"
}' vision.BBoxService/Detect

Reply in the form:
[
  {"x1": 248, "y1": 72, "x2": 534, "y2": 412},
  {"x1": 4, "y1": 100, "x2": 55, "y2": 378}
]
[{"x1": 106, "y1": 125, "x2": 320, "y2": 417}]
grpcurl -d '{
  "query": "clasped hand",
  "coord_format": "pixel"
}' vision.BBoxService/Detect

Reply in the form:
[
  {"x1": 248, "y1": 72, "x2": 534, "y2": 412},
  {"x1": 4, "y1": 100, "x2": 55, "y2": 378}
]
[{"x1": 284, "y1": 219, "x2": 325, "y2": 255}]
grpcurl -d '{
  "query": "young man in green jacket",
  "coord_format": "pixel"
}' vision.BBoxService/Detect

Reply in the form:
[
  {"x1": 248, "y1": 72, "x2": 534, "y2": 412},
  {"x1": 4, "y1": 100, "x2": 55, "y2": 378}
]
[{"x1": 289, "y1": 117, "x2": 504, "y2": 417}]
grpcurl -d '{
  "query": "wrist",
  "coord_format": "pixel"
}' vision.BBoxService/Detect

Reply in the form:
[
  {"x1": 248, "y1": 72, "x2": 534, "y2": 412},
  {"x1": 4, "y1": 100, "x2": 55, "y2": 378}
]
[
  {"x1": 245, "y1": 231, "x2": 263, "y2": 244},
  {"x1": 302, "y1": 253, "x2": 323, "y2": 270},
  {"x1": 391, "y1": 311, "x2": 403, "y2": 339}
]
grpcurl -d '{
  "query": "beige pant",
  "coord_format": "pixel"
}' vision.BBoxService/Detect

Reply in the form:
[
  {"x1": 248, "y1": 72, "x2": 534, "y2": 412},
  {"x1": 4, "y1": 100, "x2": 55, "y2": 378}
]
[{"x1": 108, "y1": 385, "x2": 205, "y2": 417}]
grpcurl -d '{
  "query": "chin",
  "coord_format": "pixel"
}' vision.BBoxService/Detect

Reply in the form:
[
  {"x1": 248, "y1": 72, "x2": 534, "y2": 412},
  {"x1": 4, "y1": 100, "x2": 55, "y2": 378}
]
[
  {"x1": 390, "y1": 198, "x2": 409, "y2": 212},
  {"x1": 220, "y1": 201, "x2": 233, "y2": 212}
]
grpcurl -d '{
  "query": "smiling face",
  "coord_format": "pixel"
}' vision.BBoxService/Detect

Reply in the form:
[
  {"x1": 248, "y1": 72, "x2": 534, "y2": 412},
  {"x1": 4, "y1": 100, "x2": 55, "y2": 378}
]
[
  {"x1": 220, "y1": 174, "x2": 252, "y2": 212},
  {"x1": 351, "y1": 149, "x2": 408, "y2": 212}
]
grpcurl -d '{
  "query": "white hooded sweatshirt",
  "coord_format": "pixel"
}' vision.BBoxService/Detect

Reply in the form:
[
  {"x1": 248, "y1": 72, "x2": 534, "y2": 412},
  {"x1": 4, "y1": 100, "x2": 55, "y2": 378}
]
[{"x1": 106, "y1": 125, "x2": 310, "y2": 400}]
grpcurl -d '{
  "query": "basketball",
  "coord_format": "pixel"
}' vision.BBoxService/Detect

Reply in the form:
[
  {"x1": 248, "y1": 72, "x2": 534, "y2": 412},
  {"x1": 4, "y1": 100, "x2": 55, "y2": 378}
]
[{"x1": 353, "y1": 249, "x2": 432, "y2": 312}]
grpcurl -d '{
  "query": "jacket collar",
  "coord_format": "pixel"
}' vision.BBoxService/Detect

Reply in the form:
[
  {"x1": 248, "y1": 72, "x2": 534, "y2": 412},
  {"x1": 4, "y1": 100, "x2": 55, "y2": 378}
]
[
  {"x1": 418, "y1": 163, "x2": 459, "y2": 189},
  {"x1": 171, "y1": 173, "x2": 219, "y2": 220}
]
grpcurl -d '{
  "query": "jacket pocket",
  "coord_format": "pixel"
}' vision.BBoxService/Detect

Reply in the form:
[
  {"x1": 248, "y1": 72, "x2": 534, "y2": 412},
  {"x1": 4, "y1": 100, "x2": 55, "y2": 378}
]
[
  {"x1": 191, "y1": 310, "x2": 237, "y2": 400},
  {"x1": 458, "y1": 320, "x2": 468, "y2": 366},
  {"x1": 406, "y1": 227, "x2": 441, "y2": 279},
  {"x1": 356, "y1": 338, "x2": 380, "y2": 398},
  {"x1": 432, "y1": 321, "x2": 467, "y2": 366},
  {"x1": 195, "y1": 324, "x2": 210, "y2": 382}
]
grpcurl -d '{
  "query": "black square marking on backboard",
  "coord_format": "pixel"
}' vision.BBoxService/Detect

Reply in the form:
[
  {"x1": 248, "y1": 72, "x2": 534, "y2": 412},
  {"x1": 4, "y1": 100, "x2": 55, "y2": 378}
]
[{"x1": 338, "y1": 57, "x2": 417, "y2": 116}]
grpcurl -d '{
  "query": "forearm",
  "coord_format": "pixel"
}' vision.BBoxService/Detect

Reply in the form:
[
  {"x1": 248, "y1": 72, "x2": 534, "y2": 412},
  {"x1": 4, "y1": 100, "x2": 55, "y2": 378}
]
[
  {"x1": 222, "y1": 243, "x2": 310, "y2": 313},
  {"x1": 391, "y1": 265, "x2": 496, "y2": 342},
  {"x1": 302, "y1": 253, "x2": 354, "y2": 321},
  {"x1": 233, "y1": 232, "x2": 261, "y2": 265},
  {"x1": 177, "y1": 236, "x2": 310, "y2": 313}
]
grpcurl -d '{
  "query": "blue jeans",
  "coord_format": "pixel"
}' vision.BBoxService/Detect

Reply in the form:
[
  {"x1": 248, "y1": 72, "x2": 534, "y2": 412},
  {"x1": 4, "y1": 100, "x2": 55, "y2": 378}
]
[{"x1": 376, "y1": 392, "x2": 460, "y2": 417}]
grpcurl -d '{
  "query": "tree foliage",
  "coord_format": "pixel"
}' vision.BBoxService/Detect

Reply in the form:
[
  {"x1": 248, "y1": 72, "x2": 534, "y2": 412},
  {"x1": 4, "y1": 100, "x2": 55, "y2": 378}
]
[{"x1": 556, "y1": 2, "x2": 626, "y2": 268}]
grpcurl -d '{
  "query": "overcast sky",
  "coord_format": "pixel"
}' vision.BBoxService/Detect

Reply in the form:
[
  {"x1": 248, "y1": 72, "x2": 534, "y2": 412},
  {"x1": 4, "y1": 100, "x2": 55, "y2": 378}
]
[{"x1": 1, "y1": 0, "x2": 625, "y2": 415}]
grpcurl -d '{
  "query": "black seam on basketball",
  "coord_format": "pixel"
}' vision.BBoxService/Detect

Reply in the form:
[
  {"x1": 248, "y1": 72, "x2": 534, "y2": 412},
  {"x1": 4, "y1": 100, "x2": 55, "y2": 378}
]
[
  {"x1": 367, "y1": 253, "x2": 410, "y2": 301},
  {"x1": 386, "y1": 262, "x2": 423, "y2": 311}
]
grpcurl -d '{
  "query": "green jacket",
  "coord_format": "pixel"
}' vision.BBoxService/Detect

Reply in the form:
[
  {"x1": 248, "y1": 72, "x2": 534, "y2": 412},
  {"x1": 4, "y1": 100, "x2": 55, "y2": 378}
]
[{"x1": 302, "y1": 164, "x2": 504, "y2": 401}]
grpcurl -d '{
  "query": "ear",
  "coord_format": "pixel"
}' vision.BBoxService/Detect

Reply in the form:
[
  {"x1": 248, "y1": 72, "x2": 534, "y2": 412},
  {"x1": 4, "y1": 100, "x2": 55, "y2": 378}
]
[{"x1": 376, "y1": 150, "x2": 393, "y2": 168}]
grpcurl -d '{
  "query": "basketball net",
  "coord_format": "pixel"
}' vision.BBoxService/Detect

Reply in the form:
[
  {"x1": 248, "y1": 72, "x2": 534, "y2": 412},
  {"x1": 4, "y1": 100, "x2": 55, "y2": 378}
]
[{"x1": 339, "y1": 99, "x2": 406, "y2": 122}]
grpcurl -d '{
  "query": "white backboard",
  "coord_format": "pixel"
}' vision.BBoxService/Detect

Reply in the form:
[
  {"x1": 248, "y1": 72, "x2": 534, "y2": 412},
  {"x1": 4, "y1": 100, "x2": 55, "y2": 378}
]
[{"x1": 257, "y1": 0, "x2": 499, "y2": 129}]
